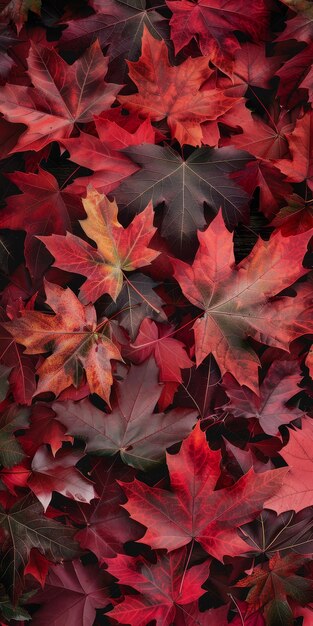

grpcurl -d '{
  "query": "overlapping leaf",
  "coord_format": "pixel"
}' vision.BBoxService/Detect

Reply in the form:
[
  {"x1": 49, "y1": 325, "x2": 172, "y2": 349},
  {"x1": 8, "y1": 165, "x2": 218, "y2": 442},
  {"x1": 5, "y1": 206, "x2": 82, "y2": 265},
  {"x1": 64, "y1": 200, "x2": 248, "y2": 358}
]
[
  {"x1": 106, "y1": 548, "x2": 208, "y2": 625},
  {"x1": 266, "y1": 417, "x2": 313, "y2": 513},
  {"x1": 119, "y1": 26, "x2": 237, "y2": 146},
  {"x1": 40, "y1": 187, "x2": 159, "y2": 303},
  {"x1": 167, "y1": 0, "x2": 271, "y2": 68},
  {"x1": 120, "y1": 423, "x2": 287, "y2": 560},
  {"x1": 223, "y1": 360, "x2": 303, "y2": 435},
  {"x1": 0, "y1": 0, "x2": 313, "y2": 622},
  {"x1": 31, "y1": 560, "x2": 111, "y2": 626},
  {"x1": 3, "y1": 281, "x2": 122, "y2": 403},
  {"x1": 0, "y1": 404, "x2": 29, "y2": 468},
  {"x1": 53, "y1": 358, "x2": 197, "y2": 470},
  {"x1": 0, "y1": 494, "x2": 80, "y2": 601},
  {"x1": 114, "y1": 144, "x2": 251, "y2": 250},
  {"x1": 172, "y1": 211, "x2": 313, "y2": 393},
  {"x1": 0, "y1": 40, "x2": 120, "y2": 151}
]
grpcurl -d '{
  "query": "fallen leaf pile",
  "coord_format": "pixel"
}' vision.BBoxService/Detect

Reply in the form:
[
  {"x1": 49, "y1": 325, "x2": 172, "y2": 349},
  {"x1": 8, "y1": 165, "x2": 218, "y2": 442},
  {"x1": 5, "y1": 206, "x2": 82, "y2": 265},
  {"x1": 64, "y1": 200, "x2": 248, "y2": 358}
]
[{"x1": 0, "y1": 1, "x2": 313, "y2": 624}]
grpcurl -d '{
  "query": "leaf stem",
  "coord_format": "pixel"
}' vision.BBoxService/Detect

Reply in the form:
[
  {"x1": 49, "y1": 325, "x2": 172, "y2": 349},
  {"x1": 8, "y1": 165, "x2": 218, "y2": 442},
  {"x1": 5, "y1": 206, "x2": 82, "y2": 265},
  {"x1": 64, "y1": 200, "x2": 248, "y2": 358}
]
[{"x1": 228, "y1": 593, "x2": 245, "y2": 626}]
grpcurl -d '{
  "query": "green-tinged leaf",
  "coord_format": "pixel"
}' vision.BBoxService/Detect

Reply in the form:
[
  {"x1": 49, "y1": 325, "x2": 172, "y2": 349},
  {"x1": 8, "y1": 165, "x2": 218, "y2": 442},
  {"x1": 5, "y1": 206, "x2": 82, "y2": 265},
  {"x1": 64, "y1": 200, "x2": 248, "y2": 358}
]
[
  {"x1": 0, "y1": 494, "x2": 81, "y2": 602},
  {"x1": 0, "y1": 405, "x2": 30, "y2": 468}
]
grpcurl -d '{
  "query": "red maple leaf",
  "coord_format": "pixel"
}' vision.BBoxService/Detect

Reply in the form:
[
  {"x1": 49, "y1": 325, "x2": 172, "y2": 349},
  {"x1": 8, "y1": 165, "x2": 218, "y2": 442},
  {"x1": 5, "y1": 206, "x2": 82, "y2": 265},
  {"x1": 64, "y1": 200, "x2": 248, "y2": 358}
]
[
  {"x1": 119, "y1": 423, "x2": 287, "y2": 560},
  {"x1": 27, "y1": 447, "x2": 96, "y2": 512},
  {"x1": 31, "y1": 560, "x2": 111, "y2": 626},
  {"x1": 215, "y1": 42, "x2": 285, "y2": 97},
  {"x1": 271, "y1": 194, "x2": 313, "y2": 235},
  {"x1": 63, "y1": 460, "x2": 142, "y2": 562},
  {"x1": 223, "y1": 360, "x2": 303, "y2": 436},
  {"x1": 172, "y1": 211, "x2": 313, "y2": 393},
  {"x1": 266, "y1": 417, "x2": 313, "y2": 514},
  {"x1": 0, "y1": 167, "x2": 83, "y2": 276},
  {"x1": 0, "y1": 305, "x2": 36, "y2": 406},
  {"x1": 0, "y1": 40, "x2": 120, "y2": 151},
  {"x1": 106, "y1": 548, "x2": 208, "y2": 625},
  {"x1": 59, "y1": 107, "x2": 154, "y2": 195},
  {"x1": 119, "y1": 26, "x2": 237, "y2": 146},
  {"x1": 3, "y1": 281, "x2": 122, "y2": 403},
  {"x1": 39, "y1": 187, "x2": 159, "y2": 304},
  {"x1": 221, "y1": 102, "x2": 294, "y2": 161},
  {"x1": 125, "y1": 318, "x2": 193, "y2": 408},
  {"x1": 20, "y1": 403, "x2": 72, "y2": 457},
  {"x1": 277, "y1": 0, "x2": 313, "y2": 45},
  {"x1": 127, "y1": 318, "x2": 192, "y2": 382},
  {"x1": 1, "y1": 1, "x2": 313, "y2": 620},
  {"x1": 276, "y1": 110, "x2": 313, "y2": 191},
  {"x1": 167, "y1": 0, "x2": 271, "y2": 69},
  {"x1": 60, "y1": 0, "x2": 168, "y2": 72}
]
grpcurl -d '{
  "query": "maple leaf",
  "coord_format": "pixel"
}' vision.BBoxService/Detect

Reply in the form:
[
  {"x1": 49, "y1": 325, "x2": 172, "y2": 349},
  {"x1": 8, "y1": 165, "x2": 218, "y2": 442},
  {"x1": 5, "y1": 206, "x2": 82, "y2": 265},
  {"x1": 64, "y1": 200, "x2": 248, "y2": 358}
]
[
  {"x1": 60, "y1": 106, "x2": 153, "y2": 194},
  {"x1": 104, "y1": 272, "x2": 167, "y2": 340},
  {"x1": 0, "y1": 263, "x2": 36, "y2": 307},
  {"x1": 276, "y1": 41, "x2": 313, "y2": 108},
  {"x1": 241, "y1": 508, "x2": 313, "y2": 557},
  {"x1": 166, "y1": 0, "x2": 271, "y2": 68},
  {"x1": 119, "y1": 26, "x2": 237, "y2": 147},
  {"x1": 175, "y1": 355, "x2": 222, "y2": 418},
  {"x1": 224, "y1": 438, "x2": 270, "y2": 476},
  {"x1": 53, "y1": 358, "x2": 197, "y2": 470},
  {"x1": 70, "y1": 460, "x2": 142, "y2": 561},
  {"x1": 0, "y1": 168, "x2": 83, "y2": 276},
  {"x1": 0, "y1": 459, "x2": 30, "y2": 493},
  {"x1": 0, "y1": 308, "x2": 36, "y2": 406},
  {"x1": 24, "y1": 548, "x2": 49, "y2": 588},
  {"x1": 230, "y1": 606, "x2": 265, "y2": 626},
  {"x1": 127, "y1": 318, "x2": 193, "y2": 383},
  {"x1": 21, "y1": 403, "x2": 72, "y2": 457},
  {"x1": 60, "y1": 0, "x2": 168, "y2": 74},
  {"x1": 94, "y1": 107, "x2": 158, "y2": 150},
  {"x1": 114, "y1": 143, "x2": 251, "y2": 250},
  {"x1": 223, "y1": 360, "x2": 303, "y2": 436},
  {"x1": 277, "y1": 0, "x2": 313, "y2": 44},
  {"x1": 119, "y1": 423, "x2": 287, "y2": 560},
  {"x1": 232, "y1": 160, "x2": 292, "y2": 218},
  {"x1": 1, "y1": 168, "x2": 83, "y2": 236},
  {"x1": 27, "y1": 447, "x2": 96, "y2": 512},
  {"x1": 0, "y1": 40, "x2": 120, "y2": 152},
  {"x1": 216, "y1": 42, "x2": 285, "y2": 97},
  {"x1": 0, "y1": 494, "x2": 80, "y2": 601},
  {"x1": 265, "y1": 417, "x2": 313, "y2": 514},
  {"x1": 271, "y1": 194, "x2": 313, "y2": 235},
  {"x1": 3, "y1": 281, "x2": 122, "y2": 404},
  {"x1": 0, "y1": 404, "x2": 29, "y2": 468},
  {"x1": 237, "y1": 553, "x2": 313, "y2": 626},
  {"x1": 125, "y1": 318, "x2": 193, "y2": 409},
  {"x1": 106, "y1": 547, "x2": 208, "y2": 625},
  {"x1": 0, "y1": 0, "x2": 41, "y2": 32},
  {"x1": 2, "y1": 0, "x2": 313, "y2": 617},
  {"x1": 0, "y1": 583, "x2": 30, "y2": 622},
  {"x1": 171, "y1": 210, "x2": 313, "y2": 394},
  {"x1": 61, "y1": 131, "x2": 139, "y2": 196},
  {"x1": 276, "y1": 110, "x2": 313, "y2": 191},
  {"x1": 31, "y1": 560, "x2": 111, "y2": 626},
  {"x1": 297, "y1": 53, "x2": 313, "y2": 103},
  {"x1": 39, "y1": 187, "x2": 159, "y2": 304},
  {"x1": 221, "y1": 103, "x2": 293, "y2": 160}
]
